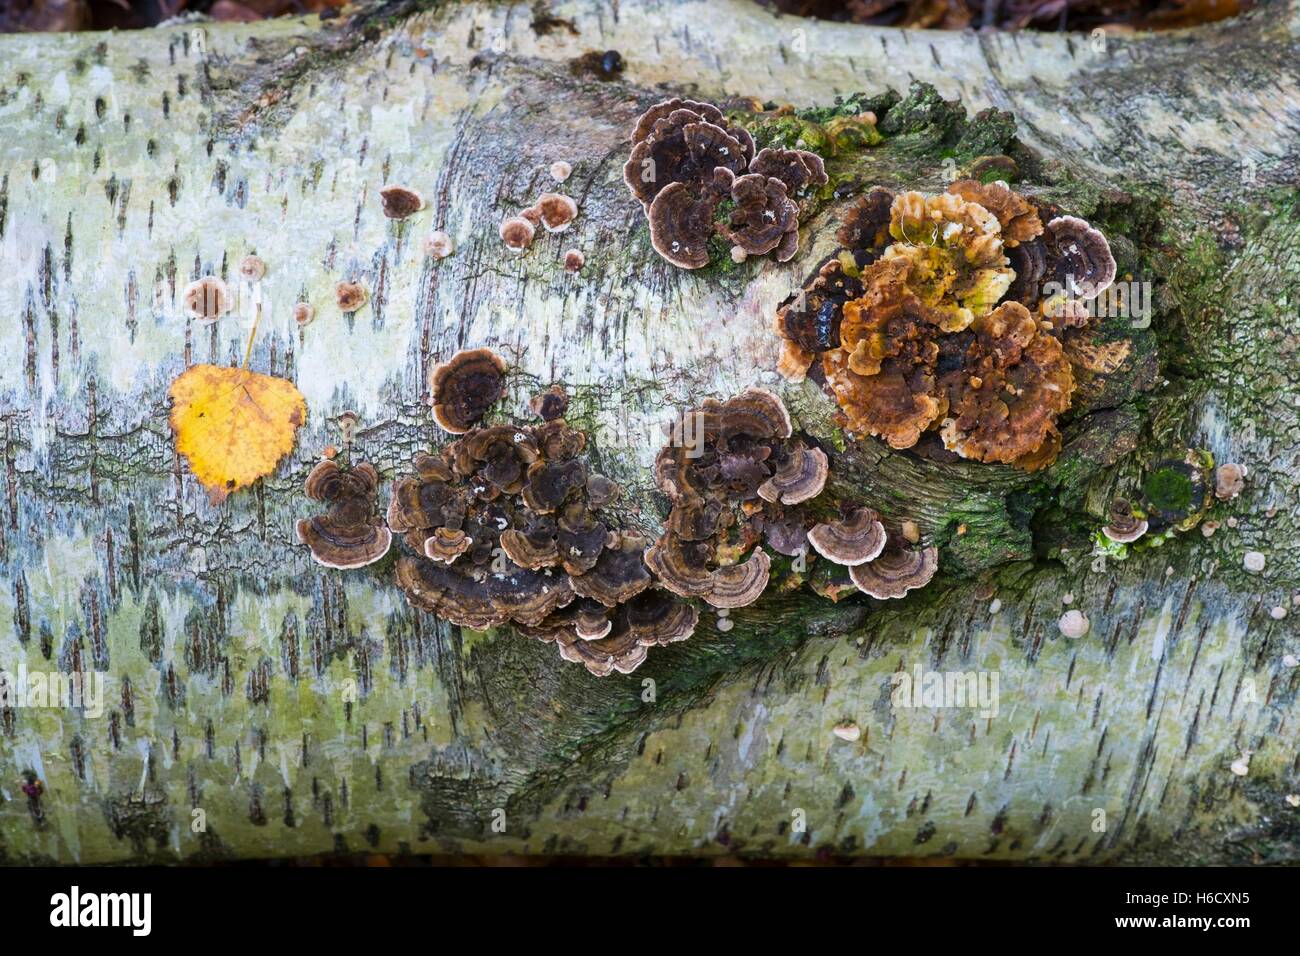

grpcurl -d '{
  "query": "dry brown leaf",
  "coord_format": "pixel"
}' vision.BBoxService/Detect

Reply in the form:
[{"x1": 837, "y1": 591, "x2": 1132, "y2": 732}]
[{"x1": 168, "y1": 364, "x2": 307, "y2": 504}]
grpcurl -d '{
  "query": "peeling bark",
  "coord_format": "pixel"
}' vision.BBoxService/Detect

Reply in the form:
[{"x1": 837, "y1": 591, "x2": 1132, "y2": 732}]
[{"x1": 0, "y1": 0, "x2": 1298, "y2": 864}]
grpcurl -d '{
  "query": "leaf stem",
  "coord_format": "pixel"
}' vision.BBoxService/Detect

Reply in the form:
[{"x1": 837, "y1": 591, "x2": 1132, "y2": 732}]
[{"x1": 242, "y1": 300, "x2": 261, "y2": 371}]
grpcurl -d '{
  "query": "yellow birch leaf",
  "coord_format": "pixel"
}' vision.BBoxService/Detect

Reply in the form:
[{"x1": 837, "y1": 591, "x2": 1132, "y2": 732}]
[{"x1": 168, "y1": 364, "x2": 307, "y2": 503}]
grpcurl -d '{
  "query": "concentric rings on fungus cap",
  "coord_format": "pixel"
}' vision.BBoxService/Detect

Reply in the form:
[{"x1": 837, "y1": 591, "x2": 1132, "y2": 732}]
[
  {"x1": 569, "y1": 531, "x2": 653, "y2": 607},
  {"x1": 748, "y1": 146, "x2": 828, "y2": 200},
  {"x1": 1102, "y1": 497, "x2": 1148, "y2": 544},
  {"x1": 807, "y1": 507, "x2": 887, "y2": 567},
  {"x1": 848, "y1": 543, "x2": 939, "y2": 599},
  {"x1": 647, "y1": 167, "x2": 734, "y2": 270},
  {"x1": 623, "y1": 99, "x2": 753, "y2": 209},
  {"x1": 724, "y1": 173, "x2": 800, "y2": 257},
  {"x1": 757, "y1": 443, "x2": 828, "y2": 505},
  {"x1": 1044, "y1": 215, "x2": 1116, "y2": 299},
  {"x1": 429, "y1": 347, "x2": 508, "y2": 435},
  {"x1": 296, "y1": 460, "x2": 392, "y2": 570}
]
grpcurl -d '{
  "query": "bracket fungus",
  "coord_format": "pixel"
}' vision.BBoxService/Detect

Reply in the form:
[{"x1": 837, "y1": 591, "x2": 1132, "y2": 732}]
[
  {"x1": 807, "y1": 507, "x2": 887, "y2": 566},
  {"x1": 296, "y1": 460, "x2": 392, "y2": 570},
  {"x1": 649, "y1": 389, "x2": 827, "y2": 609},
  {"x1": 535, "y1": 193, "x2": 579, "y2": 232},
  {"x1": 757, "y1": 443, "x2": 828, "y2": 505},
  {"x1": 429, "y1": 347, "x2": 508, "y2": 434},
  {"x1": 529, "y1": 384, "x2": 570, "y2": 422},
  {"x1": 387, "y1": 386, "x2": 698, "y2": 676},
  {"x1": 334, "y1": 280, "x2": 368, "y2": 313},
  {"x1": 848, "y1": 541, "x2": 939, "y2": 600},
  {"x1": 1044, "y1": 215, "x2": 1117, "y2": 298},
  {"x1": 380, "y1": 185, "x2": 425, "y2": 220},
  {"x1": 499, "y1": 215, "x2": 536, "y2": 253},
  {"x1": 623, "y1": 98, "x2": 826, "y2": 269},
  {"x1": 1102, "y1": 498, "x2": 1149, "y2": 544},
  {"x1": 776, "y1": 183, "x2": 1121, "y2": 470}
]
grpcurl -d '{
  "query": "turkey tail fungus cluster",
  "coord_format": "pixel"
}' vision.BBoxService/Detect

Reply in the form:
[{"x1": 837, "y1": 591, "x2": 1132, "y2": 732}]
[
  {"x1": 775, "y1": 181, "x2": 1123, "y2": 470},
  {"x1": 382, "y1": 349, "x2": 699, "y2": 676},
  {"x1": 809, "y1": 508, "x2": 938, "y2": 599},
  {"x1": 647, "y1": 389, "x2": 824, "y2": 608},
  {"x1": 623, "y1": 98, "x2": 828, "y2": 269}
]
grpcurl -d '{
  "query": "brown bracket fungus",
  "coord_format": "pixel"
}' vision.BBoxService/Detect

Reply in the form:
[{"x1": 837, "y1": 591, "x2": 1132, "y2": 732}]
[
  {"x1": 429, "y1": 347, "x2": 508, "y2": 434},
  {"x1": 296, "y1": 460, "x2": 392, "y2": 570},
  {"x1": 848, "y1": 542, "x2": 939, "y2": 599},
  {"x1": 647, "y1": 167, "x2": 735, "y2": 270},
  {"x1": 380, "y1": 185, "x2": 425, "y2": 220},
  {"x1": 570, "y1": 531, "x2": 653, "y2": 606},
  {"x1": 1044, "y1": 215, "x2": 1117, "y2": 298},
  {"x1": 423, "y1": 526, "x2": 473, "y2": 564},
  {"x1": 529, "y1": 384, "x2": 569, "y2": 422},
  {"x1": 499, "y1": 215, "x2": 536, "y2": 253},
  {"x1": 724, "y1": 173, "x2": 800, "y2": 260},
  {"x1": 748, "y1": 146, "x2": 829, "y2": 203},
  {"x1": 777, "y1": 184, "x2": 1123, "y2": 470},
  {"x1": 807, "y1": 507, "x2": 887, "y2": 566},
  {"x1": 757, "y1": 443, "x2": 828, "y2": 505},
  {"x1": 334, "y1": 280, "x2": 368, "y2": 313},
  {"x1": 649, "y1": 388, "x2": 820, "y2": 609},
  {"x1": 535, "y1": 193, "x2": 579, "y2": 232},
  {"x1": 182, "y1": 276, "x2": 231, "y2": 323},
  {"x1": 1102, "y1": 498, "x2": 1149, "y2": 544},
  {"x1": 624, "y1": 98, "x2": 826, "y2": 269},
  {"x1": 524, "y1": 588, "x2": 699, "y2": 678},
  {"x1": 387, "y1": 385, "x2": 699, "y2": 676}
]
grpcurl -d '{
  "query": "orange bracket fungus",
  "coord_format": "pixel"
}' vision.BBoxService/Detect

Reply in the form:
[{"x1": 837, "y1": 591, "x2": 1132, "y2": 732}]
[
  {"x1": 623, "y1": 97, "x2": 827, "y2": 269},
  {"x1": 429, "y1": 347, "x2": 508, "y2": 434},
  {"x1": 776, "y1": 182, "x2": 1121, "y2": 470},
  {"x1": 296, "y1": 460, "x2": 392, "y2": 569},
  {"x1": 389, "y1": 385, "x2": 699, "y2": 676}
]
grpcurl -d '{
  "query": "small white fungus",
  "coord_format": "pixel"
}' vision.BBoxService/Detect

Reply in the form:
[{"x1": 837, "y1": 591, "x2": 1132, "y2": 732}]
[{"x1": 1058, "y1": 609, "x2": 1090, "y2": 639}]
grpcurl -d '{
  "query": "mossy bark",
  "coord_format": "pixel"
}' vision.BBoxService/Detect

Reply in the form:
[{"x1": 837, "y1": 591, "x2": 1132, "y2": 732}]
[{"x1": 0, "y1": 0, "x2": 1298, "y2": 864}]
